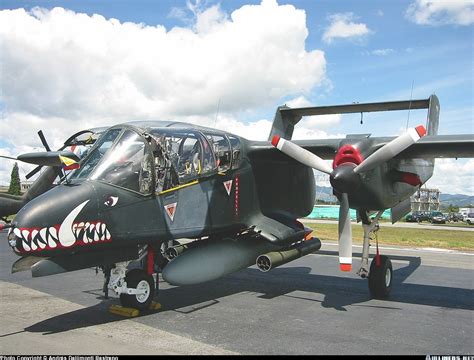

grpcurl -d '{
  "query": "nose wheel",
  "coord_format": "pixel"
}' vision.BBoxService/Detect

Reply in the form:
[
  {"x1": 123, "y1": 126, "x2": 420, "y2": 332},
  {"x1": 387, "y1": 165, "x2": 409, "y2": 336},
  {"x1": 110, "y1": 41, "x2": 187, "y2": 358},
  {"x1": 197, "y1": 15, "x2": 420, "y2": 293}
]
[
  {"x1": 119, "y1": 269, "x2": 155, "y2": 310},
  {"x1": 107, "y1": 245, "x2": 158, "y2": 310},
  {"x1": 357, "y1": 210, "x2": 393, "y2": 299},
  {"x1": 368, "y1": 255, "x2": 392, "y2": 299}
]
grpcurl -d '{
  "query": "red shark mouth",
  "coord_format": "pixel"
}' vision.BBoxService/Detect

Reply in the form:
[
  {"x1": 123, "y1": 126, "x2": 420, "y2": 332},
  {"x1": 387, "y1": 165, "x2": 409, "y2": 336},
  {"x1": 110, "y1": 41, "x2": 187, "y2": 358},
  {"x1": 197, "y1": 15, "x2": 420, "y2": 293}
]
[
  {"x1": 11, "y1": 221, "x2": 112, "y2": 254},
  {"x1": 10, "y1": 200, "x2": 111, "y2": 254}
]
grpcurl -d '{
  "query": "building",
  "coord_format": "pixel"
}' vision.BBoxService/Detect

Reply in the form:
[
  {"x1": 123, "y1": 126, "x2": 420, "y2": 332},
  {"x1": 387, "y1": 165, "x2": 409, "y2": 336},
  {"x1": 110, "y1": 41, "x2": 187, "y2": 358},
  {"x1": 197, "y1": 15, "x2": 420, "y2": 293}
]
[
  {"x1": 459, "y1": 207, "x2": 474, "y2": 217},
  {"x1": 20, "y1": 181, "x2": 33, "y2": 193},
  {"x1": 0, "y1": 181, "x2": 33, "y2": 194},
  {"x1": 410, "y1": 187, "x2": 440, "y2": 212}
]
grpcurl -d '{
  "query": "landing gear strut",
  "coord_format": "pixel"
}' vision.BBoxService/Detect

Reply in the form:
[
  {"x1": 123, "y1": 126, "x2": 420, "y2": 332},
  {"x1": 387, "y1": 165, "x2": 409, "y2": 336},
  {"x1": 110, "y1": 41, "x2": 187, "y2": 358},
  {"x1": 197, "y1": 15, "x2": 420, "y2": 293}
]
[
  {"x1": 357, "y1": 210, "x2": 392, "y2": 299},
  {"x1": 106, "y1": 245, "x2": 157, "y2": 310}
]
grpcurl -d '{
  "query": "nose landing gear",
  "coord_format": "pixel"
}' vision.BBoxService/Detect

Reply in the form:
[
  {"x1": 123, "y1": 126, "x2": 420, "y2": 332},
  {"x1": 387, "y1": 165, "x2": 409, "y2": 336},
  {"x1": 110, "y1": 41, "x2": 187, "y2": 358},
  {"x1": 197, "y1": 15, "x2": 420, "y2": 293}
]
[
  {"x1": 357, "y1": 210, "x2": 393, "y2": 299},
  {"x1": 119, "y1": 268, "x2": 155, "y2": 310},
  {"x1": 105, "y1": 244, "x2": 158, "y2": 311}
]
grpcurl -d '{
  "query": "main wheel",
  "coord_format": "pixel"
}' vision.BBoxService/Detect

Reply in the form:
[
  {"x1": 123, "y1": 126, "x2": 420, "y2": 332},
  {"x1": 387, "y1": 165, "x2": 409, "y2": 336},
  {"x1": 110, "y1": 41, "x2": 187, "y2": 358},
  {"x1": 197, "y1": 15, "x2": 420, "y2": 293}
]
[
  {"x1": 368, "y1": 255, "x2": 392, "y2": 299},
  {"x1": 120, "y1": 269, "x2": 155, "y2": 310}
]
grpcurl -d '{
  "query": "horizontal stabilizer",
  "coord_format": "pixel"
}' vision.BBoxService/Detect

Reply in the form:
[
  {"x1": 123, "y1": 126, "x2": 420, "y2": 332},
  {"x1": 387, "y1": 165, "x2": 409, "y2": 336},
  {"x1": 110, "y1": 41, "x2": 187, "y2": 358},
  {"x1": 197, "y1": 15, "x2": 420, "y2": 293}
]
[{"x1": 268, "y1": 96, "x2": 433, "y2": 141}]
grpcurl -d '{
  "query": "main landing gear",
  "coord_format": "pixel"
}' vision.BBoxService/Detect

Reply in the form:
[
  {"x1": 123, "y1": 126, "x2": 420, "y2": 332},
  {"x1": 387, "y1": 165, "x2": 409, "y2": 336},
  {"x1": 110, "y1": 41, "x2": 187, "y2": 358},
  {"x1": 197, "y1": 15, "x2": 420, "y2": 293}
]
[
  {"x1": 357, "y1": 210, "x2": 393, "y2": 299},
  {"x1": 104, "y1": 245, "x2": 157, "y2": 310}
]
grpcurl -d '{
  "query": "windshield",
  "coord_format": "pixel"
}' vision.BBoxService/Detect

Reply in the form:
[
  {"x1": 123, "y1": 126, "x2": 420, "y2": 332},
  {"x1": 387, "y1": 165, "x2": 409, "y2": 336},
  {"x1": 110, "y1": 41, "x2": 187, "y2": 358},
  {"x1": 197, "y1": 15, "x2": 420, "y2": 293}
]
[
  {"x1": 71, "y1": 128, "x2": 122, "y2": 180},
  {"x1": 70, "y1": 128, "x2": 153, "y2": 194}
]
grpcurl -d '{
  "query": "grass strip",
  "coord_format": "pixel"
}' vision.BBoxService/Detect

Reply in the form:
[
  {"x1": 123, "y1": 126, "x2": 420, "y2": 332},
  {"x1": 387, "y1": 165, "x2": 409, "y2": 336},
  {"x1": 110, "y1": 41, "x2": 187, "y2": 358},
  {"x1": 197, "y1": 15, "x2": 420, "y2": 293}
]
[{"x1": 303, "y1": 222, "x2": 474, "y2": 251}]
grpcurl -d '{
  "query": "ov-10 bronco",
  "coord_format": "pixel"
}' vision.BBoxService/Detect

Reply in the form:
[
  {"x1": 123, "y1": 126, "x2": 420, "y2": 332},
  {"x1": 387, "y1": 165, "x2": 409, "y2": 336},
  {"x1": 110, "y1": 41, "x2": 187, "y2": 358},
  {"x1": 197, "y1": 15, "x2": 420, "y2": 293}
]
[{"x1": 5, "y1": 94, "x2": 473, "y2": 309}]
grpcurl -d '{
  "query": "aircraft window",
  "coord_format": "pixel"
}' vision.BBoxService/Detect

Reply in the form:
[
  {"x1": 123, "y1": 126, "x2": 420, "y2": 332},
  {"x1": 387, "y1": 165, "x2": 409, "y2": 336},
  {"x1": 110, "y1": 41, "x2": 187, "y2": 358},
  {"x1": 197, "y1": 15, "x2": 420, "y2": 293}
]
[
  {"x1": 90, "y1": 130, "x2": 152, "y2": 194},
  {"x1": 71, "y1": 128, "x2": 122, "y2": 180},
  {"x1": 200, "y1": 134, "x2": 216, "y2": 175},
  {"x1": 227, "y1": 135, "x2": 241, "y2": 168},
  {"x1": 179, "y1": 136, "x2": 202, "y2": 181},
  {"x1": 151, "y1": 130, "x2": 216, "y2": 191},
  {"x1": 205, "y1": 134, "x2": 231, "y2": 172}
]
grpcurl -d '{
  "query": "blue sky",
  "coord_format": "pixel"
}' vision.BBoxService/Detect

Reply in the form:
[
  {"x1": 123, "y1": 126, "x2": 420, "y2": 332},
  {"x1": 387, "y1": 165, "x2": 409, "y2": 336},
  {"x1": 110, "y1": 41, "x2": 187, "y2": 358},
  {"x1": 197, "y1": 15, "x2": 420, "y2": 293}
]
[{"x1": 0, "y1": 0, "x2": 473, "y2": 193}]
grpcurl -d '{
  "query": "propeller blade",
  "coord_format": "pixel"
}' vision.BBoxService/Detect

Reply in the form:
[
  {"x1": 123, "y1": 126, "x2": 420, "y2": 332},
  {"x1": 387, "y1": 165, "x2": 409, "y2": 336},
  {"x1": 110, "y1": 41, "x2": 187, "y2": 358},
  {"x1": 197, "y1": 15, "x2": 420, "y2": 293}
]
[
  {"x1": 38, "y1": 130, "x2": 51, "y2": 152},
  {"x1": 354, "y1": 125, "x2": 426, "y2": 174},
  {"x1": 25, "y1": 165, "x2": 43, "y2": 180},
  {"x1": 271, "y1": 135, "x2": 333, "y2": 174},
  {"x1": 338, "y1": 193, "x2": 352, "y2": 272},
  {"x1": 38, "y1": 130, "x2": 65, "y2": 179},
  {"x1": 0, "y1": 155, "x2": 18, "y2": 161}
]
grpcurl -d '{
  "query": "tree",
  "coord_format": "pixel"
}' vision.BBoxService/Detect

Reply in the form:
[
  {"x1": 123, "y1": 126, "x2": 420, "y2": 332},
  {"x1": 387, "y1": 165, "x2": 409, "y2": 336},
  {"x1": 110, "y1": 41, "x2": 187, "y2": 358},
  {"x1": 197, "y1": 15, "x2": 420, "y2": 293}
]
[{"x1": 8, "y1": 162, "x2": 21, "y2": 196}]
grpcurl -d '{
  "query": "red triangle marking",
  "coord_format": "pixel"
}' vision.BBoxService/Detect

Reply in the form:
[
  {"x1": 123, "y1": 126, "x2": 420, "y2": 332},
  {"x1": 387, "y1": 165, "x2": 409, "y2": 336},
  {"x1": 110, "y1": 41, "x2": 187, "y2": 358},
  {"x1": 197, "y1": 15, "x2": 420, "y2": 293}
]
[
  {"x1": 224, "y1": 180, "x2": 233, "y2": 196},
  {"x1": 164, "y1": 202, "x2": 177, "y2": 221}
]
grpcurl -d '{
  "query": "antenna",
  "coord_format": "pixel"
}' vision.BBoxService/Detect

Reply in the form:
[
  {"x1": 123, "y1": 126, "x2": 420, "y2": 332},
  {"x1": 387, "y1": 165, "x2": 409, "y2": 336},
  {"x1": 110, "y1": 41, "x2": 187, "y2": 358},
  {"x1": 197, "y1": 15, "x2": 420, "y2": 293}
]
[
  {"x1": 214, "y1": 99, "x2": 221, "y2": 128},
  {"x1": 405, "y1": 80, "x2": 414, "y2": 130}
]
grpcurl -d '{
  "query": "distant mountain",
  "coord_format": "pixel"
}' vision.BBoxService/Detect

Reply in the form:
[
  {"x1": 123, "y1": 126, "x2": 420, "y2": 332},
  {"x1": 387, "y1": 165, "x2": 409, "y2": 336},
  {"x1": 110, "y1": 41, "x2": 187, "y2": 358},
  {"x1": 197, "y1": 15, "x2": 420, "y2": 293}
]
[
  {"x1": 439, "y1": 194, "x2": 474, "y2": 207},
  {"x1": 315, "y1": 186, "x2": 337, "y2": 203}
]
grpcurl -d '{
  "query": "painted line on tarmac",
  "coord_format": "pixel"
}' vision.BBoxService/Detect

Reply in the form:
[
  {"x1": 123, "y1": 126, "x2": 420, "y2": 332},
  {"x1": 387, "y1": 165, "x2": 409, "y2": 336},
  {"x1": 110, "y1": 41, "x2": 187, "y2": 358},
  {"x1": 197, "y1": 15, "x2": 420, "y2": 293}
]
[{"x1": 319, "y1": 241, "x2": 474, "y2": 256}]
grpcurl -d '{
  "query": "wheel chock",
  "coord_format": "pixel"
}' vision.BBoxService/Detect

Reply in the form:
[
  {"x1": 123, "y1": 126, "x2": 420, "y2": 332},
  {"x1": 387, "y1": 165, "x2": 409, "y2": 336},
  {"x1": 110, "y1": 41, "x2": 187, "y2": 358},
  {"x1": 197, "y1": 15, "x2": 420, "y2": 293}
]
[
  {"x1": 149, "y1": 301, "x2": 162, "y2": 311},
  {"x1": 109, "y1": 304, "x2": 140, "y2": 317}
]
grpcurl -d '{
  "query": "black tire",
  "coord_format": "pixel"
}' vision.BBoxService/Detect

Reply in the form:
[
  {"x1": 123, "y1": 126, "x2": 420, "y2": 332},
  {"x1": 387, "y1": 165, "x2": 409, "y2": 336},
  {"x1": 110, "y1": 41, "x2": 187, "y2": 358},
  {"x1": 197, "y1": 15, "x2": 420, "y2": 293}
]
[
  {"x1": 368, "y1": 255, "x2": 392, "y2": 299},
  {"x1": 119, "y1": 269, "x2": 155, "y2": 310}
]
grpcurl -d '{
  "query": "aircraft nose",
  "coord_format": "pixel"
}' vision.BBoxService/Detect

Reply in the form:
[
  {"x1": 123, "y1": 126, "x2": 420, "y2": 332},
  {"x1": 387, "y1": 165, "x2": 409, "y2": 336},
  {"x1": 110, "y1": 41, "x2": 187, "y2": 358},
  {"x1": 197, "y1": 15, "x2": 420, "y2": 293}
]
[
  {"x1": 10, "y1": 182, "x2": 106, "y2": 255},
  {"x1": 329, "y1": 163, "x2": 361, "y2": 194}
]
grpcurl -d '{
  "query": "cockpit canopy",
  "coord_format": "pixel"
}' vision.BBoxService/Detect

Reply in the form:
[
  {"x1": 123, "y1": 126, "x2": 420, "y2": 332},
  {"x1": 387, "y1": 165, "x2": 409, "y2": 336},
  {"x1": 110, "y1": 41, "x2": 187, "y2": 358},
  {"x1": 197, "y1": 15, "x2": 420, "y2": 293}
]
[{"x1": 69, "y1": 125, "x2": 241, "y2": 195}]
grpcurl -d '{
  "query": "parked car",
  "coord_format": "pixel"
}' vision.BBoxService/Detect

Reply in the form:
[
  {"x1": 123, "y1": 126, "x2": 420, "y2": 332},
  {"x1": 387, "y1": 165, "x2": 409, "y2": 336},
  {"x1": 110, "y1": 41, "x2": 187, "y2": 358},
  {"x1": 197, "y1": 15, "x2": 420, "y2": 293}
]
[
  {"x1": 465, "y1": 213, "x2": 474, "y2": 225},
  {"x1": 448, "y1": 213, "x2": 463, "y2": 222},
  {"x1": 430, "y1": 211, "x2": 446, "y2": 224},
  {"x1": 414, "y1": 211, "x2": 431, "y2": 223},
  {"x1": 406, "y1": 211, "x2": 432, "y2": 223}
]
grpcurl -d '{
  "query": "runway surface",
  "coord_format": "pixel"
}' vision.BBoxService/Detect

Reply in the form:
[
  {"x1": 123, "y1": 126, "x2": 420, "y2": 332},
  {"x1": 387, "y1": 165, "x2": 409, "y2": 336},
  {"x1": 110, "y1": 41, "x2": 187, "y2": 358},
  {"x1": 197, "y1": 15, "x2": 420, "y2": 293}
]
[{"x1": 0, "y1": 230, "x2": 472, "y2": 355}]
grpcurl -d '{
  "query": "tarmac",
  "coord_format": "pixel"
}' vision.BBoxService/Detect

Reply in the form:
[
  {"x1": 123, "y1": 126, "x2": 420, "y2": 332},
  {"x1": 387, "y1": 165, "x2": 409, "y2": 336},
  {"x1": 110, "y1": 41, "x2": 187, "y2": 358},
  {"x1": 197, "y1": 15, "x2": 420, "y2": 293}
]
[{"x1": 0, "y1": 230, "x2": 472, "y2": 355}]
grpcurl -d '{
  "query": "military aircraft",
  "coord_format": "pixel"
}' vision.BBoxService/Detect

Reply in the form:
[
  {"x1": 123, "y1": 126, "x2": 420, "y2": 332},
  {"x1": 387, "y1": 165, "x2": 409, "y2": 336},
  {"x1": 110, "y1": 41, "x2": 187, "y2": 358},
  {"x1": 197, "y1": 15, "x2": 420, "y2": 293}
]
[{"x1": 4, "y1": 94, "x2": 473, "y2": 310}]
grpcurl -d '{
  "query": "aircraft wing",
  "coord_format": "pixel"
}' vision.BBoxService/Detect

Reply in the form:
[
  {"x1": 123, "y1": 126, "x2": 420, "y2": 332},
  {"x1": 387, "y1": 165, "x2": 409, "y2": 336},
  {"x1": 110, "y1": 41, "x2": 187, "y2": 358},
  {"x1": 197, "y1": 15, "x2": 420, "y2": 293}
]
[
  {"x1": 395, "y1": 134, "x2": 474, "y2": 159},
  {"x1": 248, "y1": 139, "x2": 340, "y2": 160},
  {"x1": 249, "y1": 134, "x2": 474, "y2": 161}
]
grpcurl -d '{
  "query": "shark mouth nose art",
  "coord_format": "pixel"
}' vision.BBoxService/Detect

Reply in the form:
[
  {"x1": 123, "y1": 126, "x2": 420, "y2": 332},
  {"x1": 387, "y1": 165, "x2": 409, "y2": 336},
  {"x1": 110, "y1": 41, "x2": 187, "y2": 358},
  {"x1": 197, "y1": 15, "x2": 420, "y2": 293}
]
[{"x1": 11, "y1": 200, "x2": 111, "y2": 254}]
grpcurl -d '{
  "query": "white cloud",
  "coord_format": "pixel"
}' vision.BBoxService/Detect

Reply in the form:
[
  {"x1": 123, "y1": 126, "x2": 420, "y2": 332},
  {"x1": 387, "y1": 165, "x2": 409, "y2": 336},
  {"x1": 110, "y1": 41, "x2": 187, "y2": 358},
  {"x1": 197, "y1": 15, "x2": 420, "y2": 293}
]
[
  {"x1": 284, "y1": 96, "x2": 341, "y2": 129},
  {"x1": 0, "y1": 3, "x2": 326, "y2": 119},
  {"x1": 426, "y1": 159, "x2": 474, "y2": 195},
  {"x1": 322, "y1": 12, "x2": 372, "y2": 44},
  {"x1": 371, "y1": 48, "x2": 395, "y2": 56},
  {"x1": 406, "y1": 0, "x2": 474, "y2": 26},
  {"x1": 0, "y1": 1, "x2": 329, "y2": 185}
]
